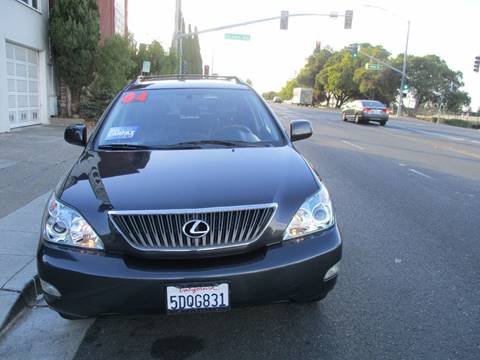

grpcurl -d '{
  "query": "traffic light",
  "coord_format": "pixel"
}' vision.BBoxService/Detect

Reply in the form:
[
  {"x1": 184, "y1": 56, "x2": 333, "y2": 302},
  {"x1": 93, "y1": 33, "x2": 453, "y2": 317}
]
[
  {"x1": 204, "y1": 64, "x2": 210, "y2": 76},
  {"x1": 347, "y1": 44, "x2": 358, "y2": 58},
  {"x1": 474, "y1": 56, "x2": 480, "y2": 72},
  {"x1": 344, "y1": 10, "x2": 353, "y2": 29},
  {"x1": 280, "y1": 11, "x2": 289, "y2": 30},
  {"x1": 402, "y1": 83, "x2": 410, "y2": 93}
]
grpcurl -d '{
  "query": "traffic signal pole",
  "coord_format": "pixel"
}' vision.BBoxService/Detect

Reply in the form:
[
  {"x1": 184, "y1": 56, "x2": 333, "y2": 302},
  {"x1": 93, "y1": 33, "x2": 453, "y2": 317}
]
[
  {"x1": 174, "y1": 11, "x2": 351, "y2": 74},
  {"x1": 396, "y1": 20, "x2": 410, "y2": 118}
]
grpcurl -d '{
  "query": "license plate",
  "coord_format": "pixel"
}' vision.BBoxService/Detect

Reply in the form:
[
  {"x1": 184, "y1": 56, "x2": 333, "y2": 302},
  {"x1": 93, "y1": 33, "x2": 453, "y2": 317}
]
[{"x1": 166, "y1": 283, "x2": 229, "y2": 313}]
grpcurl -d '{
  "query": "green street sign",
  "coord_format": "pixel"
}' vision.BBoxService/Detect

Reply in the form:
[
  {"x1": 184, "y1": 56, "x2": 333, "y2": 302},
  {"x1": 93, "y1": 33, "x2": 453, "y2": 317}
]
[
  {"x1": 365, "y1": 63, "x2": 383, "y2": 71},
  {"x1": 224, "y1": 33, "x2": 251, "y2": 41}
]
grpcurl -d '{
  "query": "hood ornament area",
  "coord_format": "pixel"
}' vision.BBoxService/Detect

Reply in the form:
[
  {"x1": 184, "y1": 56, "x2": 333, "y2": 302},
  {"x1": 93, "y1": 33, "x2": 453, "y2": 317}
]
[{"x1": 182, "y1": 220, "x2": 210, "y2": 238}]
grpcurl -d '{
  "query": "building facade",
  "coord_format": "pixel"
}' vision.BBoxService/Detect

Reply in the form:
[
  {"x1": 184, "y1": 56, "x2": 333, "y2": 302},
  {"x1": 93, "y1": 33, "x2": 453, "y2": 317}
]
[
  {"x1": 0, "y1": 0, "x2": 128, "y2": 132},
  {"x1": 0, "y1": 0, "x2": 56, "y2": 132},
  {"x1": 98, "y1": 0, "x2": 128, "y2": 43}
]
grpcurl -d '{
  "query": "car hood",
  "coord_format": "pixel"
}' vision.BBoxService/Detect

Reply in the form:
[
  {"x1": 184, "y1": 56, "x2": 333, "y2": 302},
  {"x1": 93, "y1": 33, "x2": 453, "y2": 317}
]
[
  {"x1": 58, "y1": 146, "x2": 319, "y2": 250},
  {"x1": 60, "y1": 146, "x2": 318, "y2": 212}
]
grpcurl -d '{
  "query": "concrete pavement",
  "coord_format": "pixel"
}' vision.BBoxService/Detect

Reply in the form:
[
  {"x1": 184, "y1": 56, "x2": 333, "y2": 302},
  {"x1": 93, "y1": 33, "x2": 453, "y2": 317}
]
[{"x1": 0, "y1": 125, "x2": 80, "y2": 333}]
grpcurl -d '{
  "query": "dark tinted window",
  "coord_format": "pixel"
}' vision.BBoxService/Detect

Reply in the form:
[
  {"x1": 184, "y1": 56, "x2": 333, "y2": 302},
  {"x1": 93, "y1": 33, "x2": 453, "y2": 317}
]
[
  {"x1": 96, "y1": 88, "x2": 284, "y2": 147},
  {"x1": 361, "y1": 100, "x2": 385, "y2": 108}
]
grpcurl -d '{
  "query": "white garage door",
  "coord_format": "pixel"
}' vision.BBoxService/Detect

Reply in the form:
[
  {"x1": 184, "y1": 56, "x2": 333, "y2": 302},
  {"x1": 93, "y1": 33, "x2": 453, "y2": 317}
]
[{"x1": 6, "y1": 43, "x2": 40, "y2": 128}]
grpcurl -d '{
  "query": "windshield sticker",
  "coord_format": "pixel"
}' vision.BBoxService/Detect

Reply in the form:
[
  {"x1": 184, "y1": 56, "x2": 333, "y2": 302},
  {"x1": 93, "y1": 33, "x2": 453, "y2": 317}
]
[
  {"x1": 105, "y1": 126, "x2": 138, "y2": 140},
  {"x1": 122, "y1": 91, "x2": 148, "y2": 104}
]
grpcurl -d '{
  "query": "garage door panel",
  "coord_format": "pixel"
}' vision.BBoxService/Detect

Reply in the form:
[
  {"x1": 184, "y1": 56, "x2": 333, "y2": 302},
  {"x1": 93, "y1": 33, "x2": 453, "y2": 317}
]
[
  {"x1": 17, "y1": 79, "x2": 27, "y2": 92},
  {"x1": 9, "y1": 112, "x2": 16, "y2": 124},
  {"x1": 8, "y1": 95, "x2": 16, "y2": 108},
  {"x1": 28, "y1": 65, "x2": 38, "y2": 78},
  {"x1": 6, "y1": 43, "x2": 14, "y2": 59},
  {"x1": 29, "y1": 80, "x2": 38, "y2": 93},
  {"x1": 14, "y1": 47, "x2": 26, "y2": 61},
  {"x1": 7, "y1": 62, "x2": 15, "y2": 76},
  {"x1": 27, "y1": 49, "x2": 38, "y2": 64},
  {"x1": 15, "y1": 63, "x2": 27, "y2": 77},
  {"x1": 7, "y1": 79, "x2": 15, "y2": 92},
  {"x1": 5, "y1": 42, "x2": 40, "y2": 128}
]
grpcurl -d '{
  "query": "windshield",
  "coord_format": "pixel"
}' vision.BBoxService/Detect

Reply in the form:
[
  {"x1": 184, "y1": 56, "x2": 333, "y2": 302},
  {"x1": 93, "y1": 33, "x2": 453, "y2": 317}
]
[
  {"x1": 96, "y1": 88, "x2": 284, "y2": 148},
  {"x1": 361, "y1": 100, "x2": 385, "y2": 108}
]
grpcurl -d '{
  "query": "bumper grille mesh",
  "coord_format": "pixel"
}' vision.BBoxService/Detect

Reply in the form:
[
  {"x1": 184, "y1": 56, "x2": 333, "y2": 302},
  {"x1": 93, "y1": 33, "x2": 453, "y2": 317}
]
[{"x1": 109, "y1": 205, "x2": 276, "y2": 252}]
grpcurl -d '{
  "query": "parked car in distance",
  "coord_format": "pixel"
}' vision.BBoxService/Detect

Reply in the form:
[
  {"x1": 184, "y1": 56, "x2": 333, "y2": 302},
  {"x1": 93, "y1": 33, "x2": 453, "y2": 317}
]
[
  {"x1": 342, "y1": 100, "x2": 389, "y2": 126},
  {"x1": 273, "y1": 96, "x2": 282, "y2": 103},
  {"x1": 37, "y1": 75, "x2": 342, "y2": 319}
]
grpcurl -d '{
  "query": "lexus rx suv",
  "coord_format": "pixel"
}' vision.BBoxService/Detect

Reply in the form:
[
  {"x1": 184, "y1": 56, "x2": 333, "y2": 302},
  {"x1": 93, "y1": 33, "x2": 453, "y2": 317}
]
[{"x1": 37, "y1": 75, "x2": 342, "y2": 319}]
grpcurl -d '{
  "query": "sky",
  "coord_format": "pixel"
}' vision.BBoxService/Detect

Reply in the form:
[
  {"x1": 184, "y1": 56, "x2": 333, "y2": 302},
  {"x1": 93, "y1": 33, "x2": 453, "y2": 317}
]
[{"x1": 128, "y1": 0, "x2": 480, "y2": 110}]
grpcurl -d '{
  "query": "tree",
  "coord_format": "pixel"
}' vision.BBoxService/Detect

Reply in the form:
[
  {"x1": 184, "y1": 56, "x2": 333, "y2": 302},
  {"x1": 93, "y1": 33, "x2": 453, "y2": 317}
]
[
  {"x1": 317, "y1": 50, "x2": 361, "y2": 107},
  {"x1": 296, "y1": 47, "x2": 334, "y2": 104},
  {"x1": 278, "y1": 78, "x2": 298, "y2": 100},
  {"x1": 395, "y1": 54, "x2": 470, "y2": 114},
  {"x1": 80, "y1": 34, "x2": 137, "y2": 121},
  {"x1": 351, "y1": 45, "x2": 394, "y2": 104},
  {"x1": 444, "y1": 89, "x2": 470, "y2": 113},
  {"x1": 262, "y1": 91, "x2": 277, "y2": 100},
  {"x1": 181, "y1": 24, "x2": 203, "y2": 74},
  {"x1": 135, "y1": 41, "x2": 177, "y2": 75},
  {"x1": 246, "y1": 79, "x2": 253, "y2": 86},
  {"x1": 297, "y1": 47, "x2": 333, "y2": 88},
  {"x1": 49, "y1": 0, "x2": 99, "y2": 116}
]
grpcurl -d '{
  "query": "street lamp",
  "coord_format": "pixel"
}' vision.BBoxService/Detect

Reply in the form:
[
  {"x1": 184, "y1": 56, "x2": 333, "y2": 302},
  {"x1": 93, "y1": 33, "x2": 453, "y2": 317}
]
[{"x1": 363, "y1": 5, "x2": 410, "y2": 118}]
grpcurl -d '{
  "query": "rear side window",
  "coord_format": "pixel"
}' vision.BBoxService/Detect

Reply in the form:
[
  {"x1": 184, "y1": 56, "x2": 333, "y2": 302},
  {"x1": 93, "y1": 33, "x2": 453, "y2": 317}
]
[
  {"x1": 96, "y1": 88, "x2": 284, "y2": 147},
  {"x1": 361, "y1": 101, "x2": 384, "y2": 108}
]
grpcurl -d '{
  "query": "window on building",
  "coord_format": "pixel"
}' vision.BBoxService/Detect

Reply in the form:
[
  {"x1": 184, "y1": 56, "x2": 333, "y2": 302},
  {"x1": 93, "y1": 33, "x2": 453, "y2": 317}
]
[
  {"x1": 114, "y1": 0, "x2": 126, "y2": 35},
  {"x1": 17, "y1": 0, "x2": 40, "y2": 11}
]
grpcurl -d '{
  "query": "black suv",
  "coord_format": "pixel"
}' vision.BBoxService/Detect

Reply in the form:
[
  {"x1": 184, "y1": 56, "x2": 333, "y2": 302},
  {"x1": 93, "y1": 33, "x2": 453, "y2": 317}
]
[{"x1": 37, "y1": 75, "x2": 342, "y2": 318}]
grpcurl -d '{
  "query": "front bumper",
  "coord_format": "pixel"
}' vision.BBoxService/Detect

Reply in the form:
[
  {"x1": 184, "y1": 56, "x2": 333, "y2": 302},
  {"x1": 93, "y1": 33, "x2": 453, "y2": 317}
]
[{"x1": 37, "y1": 226, "x2": 342, "y2": 317}]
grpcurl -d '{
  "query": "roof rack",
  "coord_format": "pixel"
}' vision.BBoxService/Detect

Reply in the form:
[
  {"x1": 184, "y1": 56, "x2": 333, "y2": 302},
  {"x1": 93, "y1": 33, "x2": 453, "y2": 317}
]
[{"x1": 136, "y1": 74, "x2": 247, "y2": 85}]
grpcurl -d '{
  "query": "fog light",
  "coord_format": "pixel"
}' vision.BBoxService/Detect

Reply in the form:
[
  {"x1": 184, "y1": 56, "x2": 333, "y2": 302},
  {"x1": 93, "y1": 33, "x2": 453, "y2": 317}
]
[
  {"x1": 40, "y1": 279, "x2": 61, "y2": 297},
  {"x1": 324, "y1": 262, "x2": 340, "y2": 280}
]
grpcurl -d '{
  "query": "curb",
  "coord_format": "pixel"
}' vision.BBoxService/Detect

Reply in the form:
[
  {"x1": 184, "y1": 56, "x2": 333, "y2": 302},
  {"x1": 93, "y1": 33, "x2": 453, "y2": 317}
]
[{"x1": 0, "y1": 276, "x2": 41, "y2": 336}]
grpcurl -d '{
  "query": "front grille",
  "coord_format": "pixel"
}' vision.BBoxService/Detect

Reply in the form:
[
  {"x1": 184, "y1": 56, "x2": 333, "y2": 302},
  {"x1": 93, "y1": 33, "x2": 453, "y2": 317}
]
[{"x1": 109, "y1": 204, "x2": 277, "y2": 252}]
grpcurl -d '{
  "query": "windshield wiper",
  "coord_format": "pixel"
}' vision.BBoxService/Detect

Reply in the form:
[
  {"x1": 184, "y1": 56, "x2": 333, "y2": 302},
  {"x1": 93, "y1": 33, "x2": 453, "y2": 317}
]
[
  {"x1": 98, "y1": 143, "x2": 153, "y2": 150},
  {"x1": 171, "y1": 140, "x2": 268, "y2": 148}
]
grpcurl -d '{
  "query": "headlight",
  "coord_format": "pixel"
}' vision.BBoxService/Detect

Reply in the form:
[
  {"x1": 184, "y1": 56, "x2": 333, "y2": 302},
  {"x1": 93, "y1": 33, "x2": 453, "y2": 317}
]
[
  {"x1": 44, "y1": 195, "x2": 104, "y2": 250},
  {"x1": 283, "y1": 185, "x2": 334, "y2": 240}
]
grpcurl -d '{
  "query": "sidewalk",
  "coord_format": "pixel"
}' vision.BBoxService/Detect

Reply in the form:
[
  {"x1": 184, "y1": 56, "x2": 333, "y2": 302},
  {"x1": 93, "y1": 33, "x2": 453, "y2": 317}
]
[
  {"x1": 0, "y1": 192, "x2": 49, "y2": 332},
  {"x1": 0, "y1": 125, "x2": 81, "y2": 332}
]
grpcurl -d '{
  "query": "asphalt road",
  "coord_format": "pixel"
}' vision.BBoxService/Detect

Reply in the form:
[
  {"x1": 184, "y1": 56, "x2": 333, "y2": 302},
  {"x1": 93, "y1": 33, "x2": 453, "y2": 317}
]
[{"x1": 1, "y1": 106, "x2": 479, "y2": 359}]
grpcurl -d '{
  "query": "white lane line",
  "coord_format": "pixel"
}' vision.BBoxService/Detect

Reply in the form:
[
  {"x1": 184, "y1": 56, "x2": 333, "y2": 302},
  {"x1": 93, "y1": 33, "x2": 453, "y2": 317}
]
[
  {"x1": 398, "y1": 163, "x2": 406, "y2": 167},
  {"x1": 470, "y1": 140, "x2": 480, "y2": 144},
  {"x1": 408, "y1": 168, "x2": 434, "y2": 180},
  {"x1": 341, "y1": 140, "x2": 364, "y2": 150}
]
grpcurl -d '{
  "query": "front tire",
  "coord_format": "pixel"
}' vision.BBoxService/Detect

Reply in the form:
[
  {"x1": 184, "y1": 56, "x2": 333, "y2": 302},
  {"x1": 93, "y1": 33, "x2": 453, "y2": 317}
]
[
  {"x1": 342, "y1": 112, "x2": 347, "y2": 121},
  {"x1": 380, "y1": 121, "x2": 387, "y2": 126},
  {"x1": 355, "y1": 114, "x2": 362, "y2": 124}
]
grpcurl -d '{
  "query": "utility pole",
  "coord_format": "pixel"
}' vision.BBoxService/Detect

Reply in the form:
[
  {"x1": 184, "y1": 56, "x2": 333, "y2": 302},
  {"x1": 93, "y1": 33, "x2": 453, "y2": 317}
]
[
  {"x1": 396, "y1": 20, "x2": 410, "y2": 118},
  {"x1": 174, "y1": 0, "x2": 183, "y2": 74}
]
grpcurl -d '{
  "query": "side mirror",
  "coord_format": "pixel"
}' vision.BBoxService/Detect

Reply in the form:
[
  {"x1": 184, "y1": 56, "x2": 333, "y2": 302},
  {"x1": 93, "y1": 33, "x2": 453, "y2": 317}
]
[
  {"x1": 290, "y1": 120, "x2": 312, "y2": 142},
  {"x1": 64, "y1": 124, "x2": 87, "y2": 147}
]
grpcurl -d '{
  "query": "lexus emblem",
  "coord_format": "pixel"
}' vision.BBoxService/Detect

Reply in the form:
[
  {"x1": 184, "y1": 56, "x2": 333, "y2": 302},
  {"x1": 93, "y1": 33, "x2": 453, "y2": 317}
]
[{"x1": 182, "y1": 220, "x2": 210, "y2": 238}]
